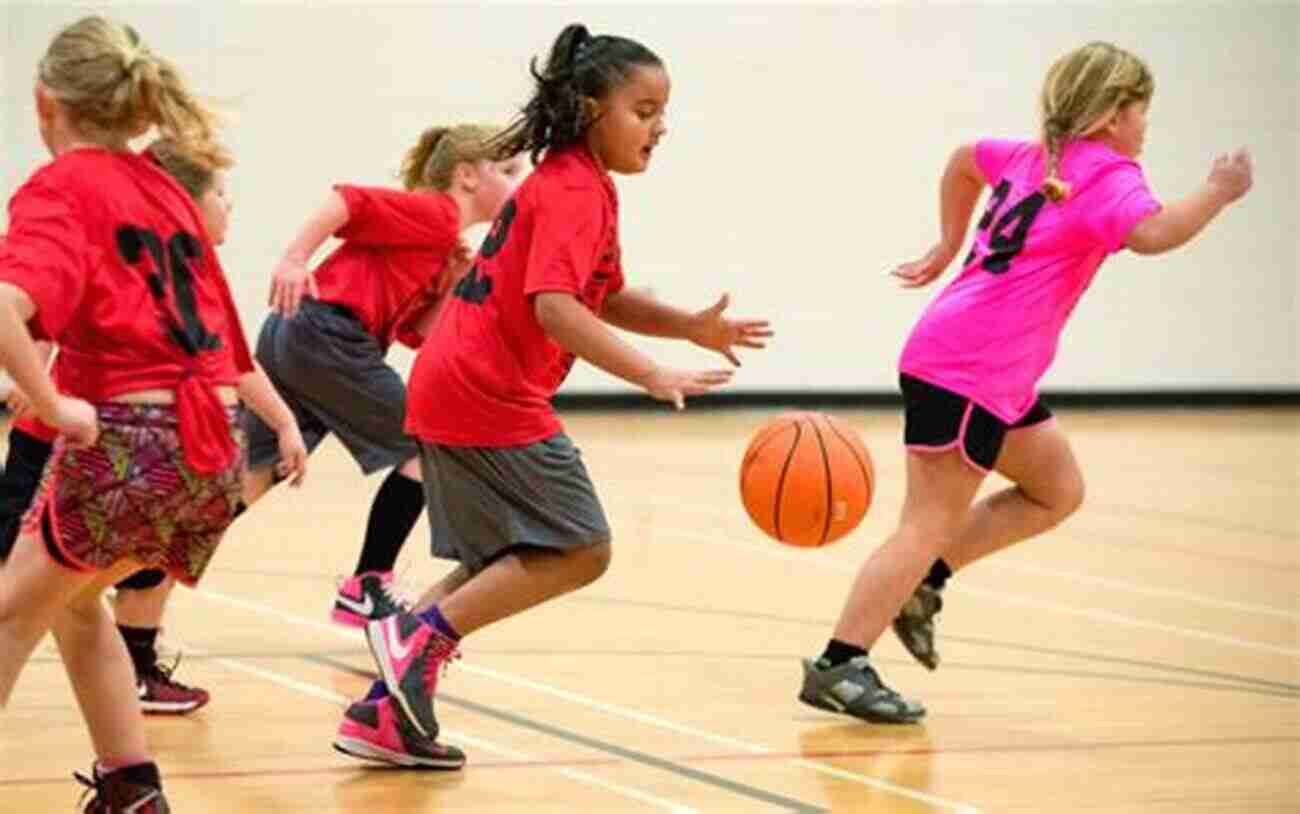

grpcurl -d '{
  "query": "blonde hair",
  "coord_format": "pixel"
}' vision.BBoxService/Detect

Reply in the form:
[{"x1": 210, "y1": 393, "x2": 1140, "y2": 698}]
[
  {"x1": 146, "y1": 137, "x2": 232, "y2": 200},
  {"x1": 400, "y1": 124, "x2": 502, "y2": 191},
  {"x1": 1040, "y1": 42, "x2": 1154, "y2": 201},
  {"x1": 38, "y1": 16, "x2": 229, "y2": 172}
]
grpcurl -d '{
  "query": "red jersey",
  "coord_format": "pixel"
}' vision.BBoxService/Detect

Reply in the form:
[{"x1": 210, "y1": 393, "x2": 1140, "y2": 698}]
[
  {"x1": 0, "y1": 148, "x2": 253, "y2": 472},
  {"x1": 405, "y1": 146, "x2": 625, "y2": 447},
  {"x1": 313, "y1": 186, "x2": 461, "y2": 350}
]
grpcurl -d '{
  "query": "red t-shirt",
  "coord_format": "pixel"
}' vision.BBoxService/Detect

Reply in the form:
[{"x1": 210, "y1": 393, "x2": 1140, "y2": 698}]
[
  {"x1": 405, "y1": 146, "x2": 625, "y2": 447},
  {"x1": 0, "y1": 148, "x2": 253, "y2": 472},
  {"x1": 313, "y1": 186, "x2": 461, "y2": 350}
]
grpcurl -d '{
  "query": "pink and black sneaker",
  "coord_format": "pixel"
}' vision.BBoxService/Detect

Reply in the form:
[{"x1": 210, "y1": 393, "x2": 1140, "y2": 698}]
[
  {"x1": 333, "y1": 695, "x2": 465, "y2": 770},
  {"x1": 331, "y1": 571, "x2": 406, "y2": 629},
  {"x1": 364, "y1": 611, "x2": 459, "y2": 740}
]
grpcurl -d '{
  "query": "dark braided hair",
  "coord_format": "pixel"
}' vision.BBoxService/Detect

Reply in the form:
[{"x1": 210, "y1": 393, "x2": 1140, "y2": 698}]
[{"x1": 490, "y1": 23, "x2": 662, "y2": 165}]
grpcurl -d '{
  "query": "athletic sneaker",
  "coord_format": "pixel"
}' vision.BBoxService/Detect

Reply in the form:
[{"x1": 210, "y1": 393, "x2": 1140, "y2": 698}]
[
  {"x1": 331, "y1": 571, "x2": 406, "y2": 629},
  {"x1": 334, "y1": 695, "x2": 466, "y2": 770},
  {"x1": 76, "y1": 763, "x2": 170, "y2": 813},
  {"x1": 798, "y1": 655, "x2": 926, "y2": 723},
  {"x1": 892, "y1": 583, "x2": 943, "y2": 670},
  {"x1": 137, "y1": 655, "x2": 210, "y2": 715},
  {"x1": 365, "y1": 611, "x2": 459, "y2": 740}
]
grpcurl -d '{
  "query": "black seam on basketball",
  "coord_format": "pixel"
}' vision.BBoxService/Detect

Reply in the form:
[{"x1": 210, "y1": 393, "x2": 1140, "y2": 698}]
[
  {"x1": 772, "y1": 421, "x2": 802, "y2": 542},
  {"x1": 743, "y1": 423, "x2": 795, "y2": 468},
  {"x1": 823, "y1": 418, "x2": 872, "y2": 494},
  {"x1": 808, "y1": 418, "x2": 833, "y2": 546}
]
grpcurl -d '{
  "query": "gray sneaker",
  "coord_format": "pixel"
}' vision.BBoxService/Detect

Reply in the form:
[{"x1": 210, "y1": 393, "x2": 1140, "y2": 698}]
[
  {"x1": 798, "y1": 656, "x2": 926, "y2": 723},
  {"x1": 892, "y1": 583, "x2": 943, "y2": 670}
]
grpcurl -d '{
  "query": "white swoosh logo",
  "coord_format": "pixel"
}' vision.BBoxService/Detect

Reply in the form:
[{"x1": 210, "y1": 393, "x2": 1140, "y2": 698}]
[
  {"x1": 386, "y1": 616, "x2": 414, "y2": 661},
  {"x1": 336, "y1": 592, "x2": 375, "y2": 617},
  {"x1": 125, "y1": 790, "x2": 160, "y2": 813}
]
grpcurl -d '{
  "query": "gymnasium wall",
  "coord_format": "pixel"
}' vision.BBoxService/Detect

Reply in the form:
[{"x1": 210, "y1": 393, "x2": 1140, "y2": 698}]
[{"x1": 2, "y1": 1, "x2": 1295, "y2": 396}]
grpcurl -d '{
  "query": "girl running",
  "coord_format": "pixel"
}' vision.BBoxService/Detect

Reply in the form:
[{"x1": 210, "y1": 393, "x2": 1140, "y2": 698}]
[
  {"x1": 0, "y1": 138, "x2": 249, "y2": 717},
  {"x1": 341, "y1": 22, "x2": 771, "y2": 769},
  {"x1": 801, "y1": 41, "x2": 1253, "y2": 723},
  {"x1": 240, "y1": 124, "x2": 525, "y2": 629},
  {"x1": 0, "y1": 16, "x2": 305, "y2": 811}
]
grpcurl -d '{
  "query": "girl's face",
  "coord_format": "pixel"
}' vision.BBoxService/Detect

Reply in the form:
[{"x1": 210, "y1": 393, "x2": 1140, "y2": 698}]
[
  {"x1": 586, "y1": 64, "x2": 670, "y2": 175},
  {"x1": 197, "y1": 170, "x2": 232, "y2": 245},
  {"x1": 471, "y1": 156, "x2": 525, "y2": 221},
  {"x1": 1103, "y1": 100, "x2": 1149, "y2": 158}
]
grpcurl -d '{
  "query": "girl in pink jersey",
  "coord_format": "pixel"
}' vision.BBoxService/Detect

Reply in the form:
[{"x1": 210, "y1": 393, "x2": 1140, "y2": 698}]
[{"x1": 800, "y1": 42, "x2": 1252, "y2": 723}]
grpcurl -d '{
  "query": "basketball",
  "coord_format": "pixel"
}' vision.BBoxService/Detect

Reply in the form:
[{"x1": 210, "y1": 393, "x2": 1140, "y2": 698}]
[{"x1": 739, "y1": 412, "x2": 875, "y2": 547}]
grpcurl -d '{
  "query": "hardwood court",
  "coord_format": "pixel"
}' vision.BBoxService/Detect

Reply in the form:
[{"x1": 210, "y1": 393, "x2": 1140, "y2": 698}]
[{"x1": 1, "y1": 407, "x2": 1296, "y2": 812}]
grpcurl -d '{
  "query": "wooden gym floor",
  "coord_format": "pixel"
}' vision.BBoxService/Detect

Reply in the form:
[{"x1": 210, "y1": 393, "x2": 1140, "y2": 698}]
[{"x1": 1, "y1": 407, "x2": 1296, "y2": 812}]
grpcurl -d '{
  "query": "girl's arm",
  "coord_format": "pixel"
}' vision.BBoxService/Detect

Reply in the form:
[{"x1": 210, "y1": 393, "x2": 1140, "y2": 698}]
[
  {"x1": 601, "y1": 288, "x2": 772, "y2": 366},
  {"x1": 534, "y1": 292, "x2": 732, "y2": 409},
  {"x1": 892, "y1": 144, "x2": 985, "y2": 288},
  {"x1": 0, "y1": 284, "x2": 96, "y2": 446},
  {"x1": 236, "y1": 362, "x2": 308, "y2": 485},
  {"x1": 1126, "y1": 149, "x2": 1253, "y2": 255},
  {"x1": 268, "y1": 190, "x2": 348, "y2": 318}
]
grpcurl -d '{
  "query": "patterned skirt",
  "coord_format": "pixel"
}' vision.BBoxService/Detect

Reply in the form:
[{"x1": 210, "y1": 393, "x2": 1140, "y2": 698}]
[{"x1": 21, "y1": 403, "x2": 244, "y2": 586}]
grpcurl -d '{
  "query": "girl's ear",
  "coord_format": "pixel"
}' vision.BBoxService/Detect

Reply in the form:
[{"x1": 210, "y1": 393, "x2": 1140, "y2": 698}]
[
  {"x1": 451, "y1": 160, "x2": 479, "y2": 192},
  {"x1": 580, "y1": 96, "x2": 601, "y2": 128}
]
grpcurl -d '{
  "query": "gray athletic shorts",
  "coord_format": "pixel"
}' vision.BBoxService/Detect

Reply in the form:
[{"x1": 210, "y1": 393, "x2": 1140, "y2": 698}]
[
  {"x1": 418, "y1": 433, "x2": 611, "y2": 575},
  {"x1": 244, "y1": 300, "x2": 418, "y2": 475}
]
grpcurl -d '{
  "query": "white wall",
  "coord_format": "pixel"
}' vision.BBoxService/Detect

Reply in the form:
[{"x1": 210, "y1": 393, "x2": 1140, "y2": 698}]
[{"x1": 3, "y1": 1, "x2": 1296, "y2": 394}]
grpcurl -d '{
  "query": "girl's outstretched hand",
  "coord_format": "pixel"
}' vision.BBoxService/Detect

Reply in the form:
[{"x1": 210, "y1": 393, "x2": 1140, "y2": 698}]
[
  {"x1": 687, "y1": 293, "x2": 773, "y2": 366},
  {"x1": 891, "y1": 243, "x2": 957, "y2": 289}
]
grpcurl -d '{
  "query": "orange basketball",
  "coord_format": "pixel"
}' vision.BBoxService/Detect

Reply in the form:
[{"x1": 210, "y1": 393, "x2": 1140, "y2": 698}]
[{"x1": 739, "y1": 411, "x2": 875, "y2": 547}]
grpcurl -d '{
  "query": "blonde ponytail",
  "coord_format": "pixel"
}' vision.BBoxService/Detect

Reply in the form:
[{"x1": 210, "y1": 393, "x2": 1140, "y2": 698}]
[
  {"x1": 399, "y1": 123, "x2": 504, "y2": 190},
  {"x1": 38, "y1": 16, "x2": 229, "y2": 172},
  {"x1": 1038, "y1": 41, "x2": 1153, "y2": 202}
]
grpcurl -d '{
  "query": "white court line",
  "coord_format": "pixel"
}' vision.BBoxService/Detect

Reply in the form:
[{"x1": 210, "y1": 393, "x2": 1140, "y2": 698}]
[
  {"x1": 674, "y1": 532, "x2": 1300, "y2": 658},
  {"x1": 191, "y1": 587, "x2": 979, "y2": 814},
  {"x1": 982, "y1": 560, "x2": 1300, "y2": 621},
  {"x1": 191, "y1": 646, "x2": 697, "y2": 813}
]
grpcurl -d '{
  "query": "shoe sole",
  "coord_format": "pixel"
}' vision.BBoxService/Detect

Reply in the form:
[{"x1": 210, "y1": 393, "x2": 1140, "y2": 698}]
[
  {"x1": 891, "y1": 619, "x2": 940, "y2": 671},
  {"x1": 798, "y1": 689, "x2": 925, "y2": 725},
  {"x1": 364, "y1": 620, "x2": 433, "y2": 740},
  {"x1": 142, "y1": 698, "x2": 208, "y2": 715},
  {"x1": 331, "y1": 607, "x2": 368, "y2": 629},
  {"x1": 333, "y1": 737, "x2": 464, "y2": 770}
]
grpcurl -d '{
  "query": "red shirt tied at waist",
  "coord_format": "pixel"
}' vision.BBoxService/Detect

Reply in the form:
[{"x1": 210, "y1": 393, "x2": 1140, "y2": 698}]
[{"x1": 0, "y1": 148, "x2": 253, "y2": 472}]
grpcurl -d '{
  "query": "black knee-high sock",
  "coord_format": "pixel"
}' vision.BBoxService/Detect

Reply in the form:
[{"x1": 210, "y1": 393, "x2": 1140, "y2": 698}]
[
  {"x1": 353, "y1": 470, "x2": 424, "y2": 575},
  {"x1": 924, "y1": 558, "x2": 952, "y2": 590}
]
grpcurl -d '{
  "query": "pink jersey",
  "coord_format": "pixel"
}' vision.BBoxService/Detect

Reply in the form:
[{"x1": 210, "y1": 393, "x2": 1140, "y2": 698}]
[{"x1": 899, "y1": 138, "x2": 1161, "y2": 422}]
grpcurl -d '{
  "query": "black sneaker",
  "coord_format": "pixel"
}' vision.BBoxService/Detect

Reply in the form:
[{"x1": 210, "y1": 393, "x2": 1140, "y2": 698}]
[
  {"x1": 798, "y1": 656, "x2": 926, "y2": 723},
  {"x1": 76, "y1": 763, "x2": 170, "y2": 813}
]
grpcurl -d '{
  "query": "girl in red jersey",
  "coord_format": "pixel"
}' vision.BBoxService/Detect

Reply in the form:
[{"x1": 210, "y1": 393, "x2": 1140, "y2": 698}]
[
  {"x1": 341, "y1": 23, "x2": 771, "y2": 769},
  {"x1": 0, "y1": 17, "x2": 305, "y2": 811},
  {"x1": 0, "y1": 140, "x2": 244, "y2": 717},
  {"x1": 238, "y1": 124, "x2": 525, "y2": 629}
]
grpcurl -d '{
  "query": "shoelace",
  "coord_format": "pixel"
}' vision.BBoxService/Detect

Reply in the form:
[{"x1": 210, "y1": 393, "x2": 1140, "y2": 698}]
[
  {"x1": 142, "y1": 651, "x2": 196, "y2": 690},
  {"x1": 421, "y1": 631, "x2": 463, "y2": 687},
  {"x1": 72, "y1": 769, "x2": 101, "y2": 812}
]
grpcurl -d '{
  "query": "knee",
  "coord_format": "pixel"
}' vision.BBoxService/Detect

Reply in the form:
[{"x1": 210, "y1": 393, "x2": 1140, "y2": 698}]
[
  {"x1": 1051, "y1": 471, "x2": 1086, "y2": 522},
  {"x1": 573, "y1": 540, "x2": 612, "y2": 586}
]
